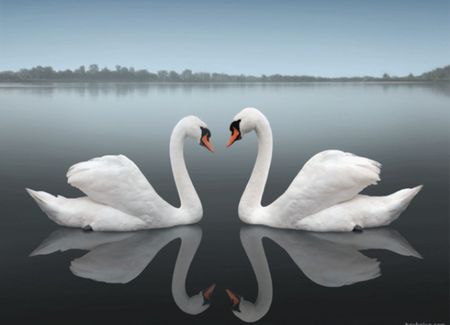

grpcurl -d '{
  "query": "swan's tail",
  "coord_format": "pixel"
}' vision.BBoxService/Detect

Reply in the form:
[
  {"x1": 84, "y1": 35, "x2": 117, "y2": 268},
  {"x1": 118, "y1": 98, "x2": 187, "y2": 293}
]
[
  {"x1": 381, "y1": 185, "x2": 423, "y2": 224},
  {"x1": 26, "y1": 188, "x2": 59, "y2": 216},
  {"x1": 26, "y1": 188, "x2": 147, "y2": 231},
  {"x1": 26, "y1": 188, "x2": 71, "y2": 226}
]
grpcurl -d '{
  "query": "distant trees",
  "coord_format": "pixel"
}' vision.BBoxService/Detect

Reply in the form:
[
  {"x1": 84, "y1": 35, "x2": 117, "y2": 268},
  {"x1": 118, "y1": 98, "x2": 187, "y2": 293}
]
[
  {"x1": 169, "y1": 71, "x2": 180, "y2": 82},
  {"x1": 419, "y1": 66, "x2": 450, "y2": 81},
  {"x1": 89, "y1": 64, "x2": 99, "y2": 73},
  {"x1": 181, "y1": 69, "x2": 192, "y2": 81},
  {"x1": 157, "y1": 70, "x2": 168, "y2": 82},
  {"x1": 0, "y1": 65, "x2": 448, "y2": 82}
]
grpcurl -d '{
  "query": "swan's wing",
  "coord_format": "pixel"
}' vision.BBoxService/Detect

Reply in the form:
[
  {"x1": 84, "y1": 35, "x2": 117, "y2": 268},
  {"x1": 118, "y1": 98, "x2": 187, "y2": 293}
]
[
  {"x1": 30, "y1": 229, "x2": 135, "y2": 256},
  {"x1": 70, "y1": 230, "x2": 175, "y2": 283},
  {"x1": 261, "y1": 229, "x2": 380, "y2": 287},
  {"x1": 66, "y1": 155, "x2": 172, "y2": 218},
  {"x1": 270, "y1": 150, "x2": 381, "y2": 219},
  {"x1": 286, "y1": 234, "x2": 381, "y2": 287}
]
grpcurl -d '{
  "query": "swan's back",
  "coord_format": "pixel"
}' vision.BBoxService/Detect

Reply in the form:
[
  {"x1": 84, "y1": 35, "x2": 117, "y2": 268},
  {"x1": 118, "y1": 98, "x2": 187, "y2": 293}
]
[
  {"x1": 67, "y1": 155, "x2": 173, "y2": 220},
  {"x1": 269, "y1": 150, "x2": 381, "y2": 222}
]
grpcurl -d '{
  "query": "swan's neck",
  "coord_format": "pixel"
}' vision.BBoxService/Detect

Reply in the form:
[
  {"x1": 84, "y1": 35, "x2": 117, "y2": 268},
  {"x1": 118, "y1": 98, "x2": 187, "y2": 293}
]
[
  {"x1": 239, "y1": 115, "x2": 273, "y2": 222},
  {"x1": 171, "y1": 227, "x2": 205, "y2": 315},
  {"x1": 238, "y1": 229, "x2": 273, "y2": 322},
  {"x1": 170, "y1": 126, "x2": 202, "y2": 218}
]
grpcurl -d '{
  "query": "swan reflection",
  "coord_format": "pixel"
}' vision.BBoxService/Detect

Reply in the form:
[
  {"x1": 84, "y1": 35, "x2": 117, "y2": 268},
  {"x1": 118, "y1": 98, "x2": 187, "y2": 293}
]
[
  {"x1": 226, "y1": 226, "x2": 422, "y2": 323},
  {"x1": 31, "y1": 226, "x2": 214, "y2": 315}
]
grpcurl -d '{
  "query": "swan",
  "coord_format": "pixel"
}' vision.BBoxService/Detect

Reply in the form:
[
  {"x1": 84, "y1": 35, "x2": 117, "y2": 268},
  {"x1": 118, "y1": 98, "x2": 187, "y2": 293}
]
[
  {"x1": 26, "y1": 116, "x2": 214, "y2": 231},
  {"x1": 226, "y1": 107, "x2": 422, "y2": 232},
  {"x1": 31, "y1": 225, "x2": 215, "y2": 315},
  {"x1": 225, "y1": 226, "x2": 422, "y2": 323}
]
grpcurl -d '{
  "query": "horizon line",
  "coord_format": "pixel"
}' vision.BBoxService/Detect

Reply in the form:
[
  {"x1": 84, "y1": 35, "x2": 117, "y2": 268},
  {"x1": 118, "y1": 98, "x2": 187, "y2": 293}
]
[{"x1": 1, "y1": 64, "x2": 449, "y2": 79}]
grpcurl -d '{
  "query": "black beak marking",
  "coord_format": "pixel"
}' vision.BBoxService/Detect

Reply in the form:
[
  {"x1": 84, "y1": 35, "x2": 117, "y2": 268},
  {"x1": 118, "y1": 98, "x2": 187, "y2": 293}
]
[{"x1": 229, "y1": 119, "x2": 242, "y2": 140}]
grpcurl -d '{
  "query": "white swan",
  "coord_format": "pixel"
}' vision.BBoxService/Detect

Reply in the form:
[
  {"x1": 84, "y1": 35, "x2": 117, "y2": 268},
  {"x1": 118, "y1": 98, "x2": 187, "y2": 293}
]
[
  {"x1": 26, "y1": 116, "x2": 214, "y2": 231},
  {"x1": 225, "y1": 226, "x2": 422, "y2": 323},
  {"x1": 31, "y1": 226, "x2": 215, "y2": 315},
  {"x1": 226, "y1": 107, "x2": 422, "y2": 232}
]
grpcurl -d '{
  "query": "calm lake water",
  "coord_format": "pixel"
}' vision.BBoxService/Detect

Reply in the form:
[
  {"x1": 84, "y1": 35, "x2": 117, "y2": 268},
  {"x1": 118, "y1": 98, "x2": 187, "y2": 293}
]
[{"x1": 0, "y1": 82, "x2": 448, "y2": 324}]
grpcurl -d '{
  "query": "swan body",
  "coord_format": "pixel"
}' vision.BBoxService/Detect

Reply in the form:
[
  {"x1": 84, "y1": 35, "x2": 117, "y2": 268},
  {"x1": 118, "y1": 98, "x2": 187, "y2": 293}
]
[
  {"x1": 31, "y1": 226, "x2": 215, "y2": 315},
  {"x1": 227, "y1": 108, "x2": 422, "y2": 231},
  {"x1": 26, "y1": 116, "x2": 214, "y2": 231},
  {"x1": 226, "y1": 226, "x2": 421, "y2": 322}
]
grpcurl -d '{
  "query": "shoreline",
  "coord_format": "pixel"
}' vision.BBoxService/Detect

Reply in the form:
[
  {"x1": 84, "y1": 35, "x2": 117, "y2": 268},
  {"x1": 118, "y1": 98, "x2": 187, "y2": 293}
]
[{"x1": 0, "y1": 80, "x2": 449, "y2": 85}]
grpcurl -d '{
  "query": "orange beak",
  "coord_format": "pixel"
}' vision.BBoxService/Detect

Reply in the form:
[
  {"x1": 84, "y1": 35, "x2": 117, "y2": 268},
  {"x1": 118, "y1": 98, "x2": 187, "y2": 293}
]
[
  {"x1": 201, "y1": 135, "x2": 214, "y2": 152},
  {"x1": 226, "y1": 128, "x2": 240, "y2": 147},
  {"x1": 225, "y1": 288, "x2": 240, "y2": 306},
  {"x1": 203, "y1": 283, "x2": 216, "y2": 301}
]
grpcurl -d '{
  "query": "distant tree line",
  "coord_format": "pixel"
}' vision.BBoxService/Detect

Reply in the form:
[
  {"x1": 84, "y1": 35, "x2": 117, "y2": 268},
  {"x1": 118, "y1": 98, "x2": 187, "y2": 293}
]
[{"x1": 0, "y1": 64, "x2": 448, "y2": 82}]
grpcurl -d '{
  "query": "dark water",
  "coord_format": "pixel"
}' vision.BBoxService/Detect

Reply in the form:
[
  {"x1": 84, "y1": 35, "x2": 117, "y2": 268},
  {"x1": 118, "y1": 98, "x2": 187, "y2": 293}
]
[{"x1": 0, "y1": 83, "x2": 448, "y2": 324}]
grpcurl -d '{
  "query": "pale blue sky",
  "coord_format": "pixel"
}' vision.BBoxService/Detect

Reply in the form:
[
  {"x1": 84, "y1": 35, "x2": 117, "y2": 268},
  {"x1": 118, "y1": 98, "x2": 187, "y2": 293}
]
[{"x1": 0, "y1": 0, "x2": 449, "y2": 77}]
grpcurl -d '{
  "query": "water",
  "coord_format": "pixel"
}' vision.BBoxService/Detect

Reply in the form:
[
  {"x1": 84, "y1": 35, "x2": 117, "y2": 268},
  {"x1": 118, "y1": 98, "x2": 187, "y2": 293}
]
[{"x1": 0, "y1": 82, "x2": 448, "y2": 324}]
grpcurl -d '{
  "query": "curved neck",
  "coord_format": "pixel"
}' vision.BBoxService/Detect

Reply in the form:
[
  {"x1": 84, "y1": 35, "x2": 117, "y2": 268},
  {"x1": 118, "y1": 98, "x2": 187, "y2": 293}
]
[
  {"x1": 240, "y1": 115, "x2": 273, "y2": 217},
  {"x1": 171, "y1": 227, "x2": 205, "y2": 315},
  {"x1": 239, "y1": 228, "x2": 273, "y2": 322},
  {"x1": 170, "y1": 124, "x2": 201, "y2": 213}
]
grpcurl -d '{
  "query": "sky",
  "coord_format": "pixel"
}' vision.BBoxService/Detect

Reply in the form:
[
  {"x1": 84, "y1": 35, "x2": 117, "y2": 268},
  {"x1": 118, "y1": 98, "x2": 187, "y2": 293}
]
[{"x1": 0, "y1": 0, "x2": 449, "y2": 77}]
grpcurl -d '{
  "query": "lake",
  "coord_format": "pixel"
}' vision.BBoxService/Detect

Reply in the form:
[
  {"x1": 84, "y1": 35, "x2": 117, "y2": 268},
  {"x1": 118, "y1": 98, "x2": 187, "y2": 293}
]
[{"x1": 0, "y1": 82, "x2": 448, "y2": 324}]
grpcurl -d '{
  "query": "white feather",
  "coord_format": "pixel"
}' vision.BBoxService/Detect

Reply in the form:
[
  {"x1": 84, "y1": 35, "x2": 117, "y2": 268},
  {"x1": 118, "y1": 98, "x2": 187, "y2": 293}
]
[
  {"x1": 26, "y1": 116, "x2": 208, "y2": 231},
  {"x1": 232, "y1": 108, "x2": 422, "y2": 231}
]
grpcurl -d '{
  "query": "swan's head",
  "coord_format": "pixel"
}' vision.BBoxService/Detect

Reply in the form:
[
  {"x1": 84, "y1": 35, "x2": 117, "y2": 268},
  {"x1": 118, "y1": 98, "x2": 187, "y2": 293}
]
[
  {"x1": 226, "y1": 289, "x2": 264, "y2": 322},
  {"x1": 226, "y1": 107, "x2": 265, "y2": 147},
  {"x1": 179, "y1": 116, "x2": 214, "y2": 152},
  {"x1": 178, "y1": 283, "x2": 216, "y2": 315}
]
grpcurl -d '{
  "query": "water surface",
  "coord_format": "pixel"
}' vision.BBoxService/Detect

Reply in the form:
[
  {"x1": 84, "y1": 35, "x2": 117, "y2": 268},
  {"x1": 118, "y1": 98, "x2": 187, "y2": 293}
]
[{"x1": 0, "y1": 82, "x2": 448, "y2": 324}]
